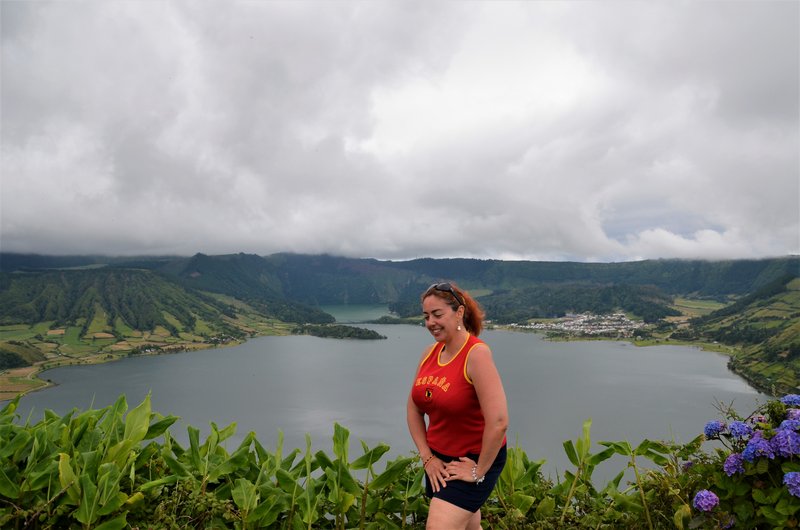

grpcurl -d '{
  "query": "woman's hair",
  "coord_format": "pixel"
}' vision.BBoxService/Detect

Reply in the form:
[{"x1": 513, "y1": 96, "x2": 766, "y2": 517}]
[{"x1": 421, "y1": 281, "x2": 485, "y2": 336}]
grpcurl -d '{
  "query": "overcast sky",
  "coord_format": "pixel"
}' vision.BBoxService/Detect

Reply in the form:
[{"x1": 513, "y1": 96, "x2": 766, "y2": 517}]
[{"x1": 1, "y1": 1, "x2": 798, "y2": 262}]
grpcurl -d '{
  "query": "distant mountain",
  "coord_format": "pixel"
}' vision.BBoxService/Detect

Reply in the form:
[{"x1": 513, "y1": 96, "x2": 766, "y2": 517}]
[
  {"x1": 152, "y1": 253, "x2": 333, "y2": 324},
  {"x1": 0, "y1": 268, "x2": 243, "y2": 337}
]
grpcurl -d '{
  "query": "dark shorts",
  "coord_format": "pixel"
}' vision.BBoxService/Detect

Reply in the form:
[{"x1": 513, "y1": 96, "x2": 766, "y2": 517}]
[{"x1": 425, "y1": 445, "x2": 507, "y2": 513}]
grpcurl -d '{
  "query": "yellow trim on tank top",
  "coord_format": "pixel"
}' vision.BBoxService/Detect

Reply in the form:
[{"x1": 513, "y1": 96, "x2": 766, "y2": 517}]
[{"x1": 437, "y1": 334, "x2": 470, "y2": 367}]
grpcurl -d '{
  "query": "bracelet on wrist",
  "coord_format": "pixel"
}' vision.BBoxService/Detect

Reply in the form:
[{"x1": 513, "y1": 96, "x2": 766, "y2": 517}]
[
  {"x1": 422, "y1": 454, "x2": 435, "y2": 468},
  {"x1": 471, "y1": 465, "x2": 485, "y2": 485}
]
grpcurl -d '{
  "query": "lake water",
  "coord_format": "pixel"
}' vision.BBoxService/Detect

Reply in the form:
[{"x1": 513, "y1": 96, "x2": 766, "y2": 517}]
[{"x1": 8, "y1": 305, "x2": 766, "y2": 482}]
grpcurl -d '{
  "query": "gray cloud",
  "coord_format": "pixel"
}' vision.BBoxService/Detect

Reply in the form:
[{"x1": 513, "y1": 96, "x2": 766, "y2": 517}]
[{"x1": 1, "y1": 1, "x2": 797, "y2": 261}]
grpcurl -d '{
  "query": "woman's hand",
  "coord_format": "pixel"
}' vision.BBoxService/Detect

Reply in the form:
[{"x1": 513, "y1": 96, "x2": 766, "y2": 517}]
[
  {"x1": 444, "y1": 456, "x2": 478, "y2": 483},
  {"x1": 424, "y1": 456, "x2": 450, "y2": 492}
]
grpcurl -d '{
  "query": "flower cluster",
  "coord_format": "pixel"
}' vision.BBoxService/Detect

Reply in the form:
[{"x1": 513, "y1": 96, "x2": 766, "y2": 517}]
[
  {"x1": 703, "y1": 420, "x2": 726, "y2": 439},
  {"x1": 695, "y1": 394, "x2": 800, "y2": 520},
  {"x1": 692, "y1": 489, "x2": 719, "y2": 512},
  {"x1": 723, "y1": 452, "x2": 744, "y2": 477},
  {"x1": 781, "y1": 394, "x2": 800, "y2": 407},
  {"x1": 728, "y1": 420, "x2": 752, "y2": 440},
  {"x1": 784, "y1": 472, "x2": 800, "y2": 498}
]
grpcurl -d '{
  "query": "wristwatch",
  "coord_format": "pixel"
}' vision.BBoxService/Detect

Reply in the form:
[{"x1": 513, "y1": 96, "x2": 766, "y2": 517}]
[{"x1": 471, "y1": 465, "x2": 485, "y2": 485}]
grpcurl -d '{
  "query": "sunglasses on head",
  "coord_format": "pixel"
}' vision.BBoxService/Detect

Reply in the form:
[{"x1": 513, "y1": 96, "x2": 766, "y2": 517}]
[{"x1": 429, "y1": 282, "x2": 465, "y2": 307}]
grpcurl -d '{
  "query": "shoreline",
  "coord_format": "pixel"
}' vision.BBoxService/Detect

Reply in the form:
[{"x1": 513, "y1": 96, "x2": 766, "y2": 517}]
[
  {"x1": 0, "y1": 336, "x2": 262, "y2": 403},
  {"x1": 2, "y1": 323, "x2": 773, "y2": 402}
]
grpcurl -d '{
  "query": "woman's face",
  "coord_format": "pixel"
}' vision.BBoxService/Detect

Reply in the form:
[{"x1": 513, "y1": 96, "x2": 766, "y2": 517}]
[{"x1": 422, "y1": 295, "x2": 462, "y2": 341}]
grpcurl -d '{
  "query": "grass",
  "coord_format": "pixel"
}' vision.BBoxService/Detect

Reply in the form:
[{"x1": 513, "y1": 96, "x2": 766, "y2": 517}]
[
  {"x1": 672, "y1": 297, "x2": 728, "y2": 317},
  {"x1": 85, "y1": 305, "x2": 110, "y2": 336}
]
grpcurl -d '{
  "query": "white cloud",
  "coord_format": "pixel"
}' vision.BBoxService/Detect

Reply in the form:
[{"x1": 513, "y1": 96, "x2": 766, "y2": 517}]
[{"x1": 1, "y1": 1, "x2": 797, "y2": 261}]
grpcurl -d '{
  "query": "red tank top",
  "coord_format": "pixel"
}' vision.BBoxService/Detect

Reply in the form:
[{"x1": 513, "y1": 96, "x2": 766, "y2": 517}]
[{"x1": 411, "y1": 334, "x2": 488, "y2": 456}]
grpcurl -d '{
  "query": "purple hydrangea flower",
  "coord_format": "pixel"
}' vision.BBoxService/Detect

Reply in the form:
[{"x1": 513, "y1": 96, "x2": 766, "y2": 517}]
[
  {"x1": 771, "y1": 429, "x2": 800, "y2": 458},
  {"x1": 785, "y1": 472, "x2": 800, "y2": 498},
  {"x1": 722, "y1": 515, "x2": 736, "y2": 529},
  {"x1": 723, "y1": 452, "x2": 745, "y2": 476},
  {"x1": 693, "y1": 489, "x2": 719, "y2": 512},
  {"x1": 742, "y1": 431, "x2": 776, "y2": 462},
  {"x1": 787, "y1": 409, "x2": 800, "y2": 421},
  {"x1": 781, "y1": 395, "x2": 800, "y2": 407},
  {"x1": 751, "y1": 414, "x2": 768, "y2": 425},
  {"x1": 729, "y1": 420, "x2": 753, "y2": 440},
  {"x1": 704, "y1": 420, "x2": 726, "y2": 439},
  {"x1": 779, "y1": 419, "x2": 800, "y2": 432}
]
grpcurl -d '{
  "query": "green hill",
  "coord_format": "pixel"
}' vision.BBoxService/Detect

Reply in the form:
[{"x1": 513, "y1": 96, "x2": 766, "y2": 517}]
[{"x1": 690, "y1": 275, "x2": 800, "y2": 394}]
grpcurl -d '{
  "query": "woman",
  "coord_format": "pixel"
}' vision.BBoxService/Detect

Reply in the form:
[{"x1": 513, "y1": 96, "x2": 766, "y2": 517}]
[{"x1": 407, "y1": 282, "x2": 509, "y2": 530}]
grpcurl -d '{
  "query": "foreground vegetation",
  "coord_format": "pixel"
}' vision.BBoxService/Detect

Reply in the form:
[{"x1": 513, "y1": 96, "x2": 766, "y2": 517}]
[{"x1": 4, "y1": 393, "x2": 800, "y2": 529}]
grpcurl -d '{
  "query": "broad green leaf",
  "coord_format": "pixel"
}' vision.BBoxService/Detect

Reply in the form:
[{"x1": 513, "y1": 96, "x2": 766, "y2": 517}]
[
  {"x1": 776, "y1": 497, "x2": 800, "y2": 516},
  {"x1": 753, "y1": 487, "x2": 782, "y2": 505},
  {"x1": 673, "y1": 504, "x2": 691, "y2": 530},
  {"x1": 57, "y1": 453, "x2": 80, "y2": 504},
  {"x1": 599, "y1": 440, "x2": 632, "y2": 456},
  {"x1": 216, "y1": 421, "x2": 237, "y2": 443},
  {"x1": 208, "y1": 443, "x2": 253, "y2": 482},
  {"x1": 232, "y1": 478, "x2": 259, "y2": 513},
  {"x1": 351, "y1": 443, "x2": 391, "y2": 470},
  {"x1": 563, "y1": 440, "x2": 580, "y2": 467},
  {"x1": 98, "y1": 395, "x2": 127, "y2": 434},
  {"x1": 370, "y1": 457, "x2": 414, "y2": 490},
  {"x1": 587, "y1": 447, "x2": 616, "y2": 466},
  {"x1": 579, "y1": 418, "x2": 592, "y2": 459},
  {"x1": 143, "y1": 415, "x2": 179, "y2": 440},
  {"x1": 276, "y1": 468, "x2": 300, "y2": 494},
  {"x1": 76, "y1": 474, "x2": 100, "y2": 526},
  {"x1": 161, "y1": 451, "x2": 191, "y2": 478},
  {"x1": 535, "y1": 496, "x2": 555, "y2": 517},
  {"x1": 248, "y1": 495, "x2": 286, "y2": 527},
  {"x1": 333, "y1": 423, "x2": 349, "y2": 463},
  {"x1": 92, "y1": 513, "x2": 128, "y2": 530},
  {"x1": 138, "y1": 475, "x2": 178, "y2": 491},
  {"x1": 96, "y1": 463, "x2": 124, "y2": 516},
  {"x1": 0, "y1": 466, "x2": 20, "y2": 499},
  {"x1": 510, "y1": 492, "x2": 536, "y2": 515},
  {"x1": 314, "y1": 450, "x2": 334, "y2": 470},
  {"x1": 188, "y1": 425, "x2": 202, "y2": 473},
  {"x1": 0, "y1": 430, "x2": 31, "y2": 459},
  {"x1": 123, "y1": 394, "x2": 151, "y2": 445}
]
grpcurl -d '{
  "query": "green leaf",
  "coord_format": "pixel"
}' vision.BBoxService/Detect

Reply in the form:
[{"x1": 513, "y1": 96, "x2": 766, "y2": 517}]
[
  {"x1": 734, "y1": 500, "x2": 755, "y2": 521},
  {"x1": 92, "y1": 513, "x2": 128, "y2": 530},
  {"x1": 673, "y1": 504, "x2": 691, "y2": 530},
  {"x1": 587, "y1": 447, "x2": 616, "y2": 466},
  {"x1": 510, "y1": 492, "x2": 536, "y2": 515},
  {"x1": 332, "y1": 423, "x2": 349, "y2": 463},
  {"x1": 138, "y1": 475, "x2": 178, "y2": 492},
  {"x1": 563, "y1": 440, "x2": 580, "y2": 467},
  {"x1": 207, "y1": 443, "x2": 251, "y2": 482},
  {"x1": 143, "y1": 415, "x2": 179, "y2": 440},
  {"x1": 57, "y1": 453, "x2": 80, "y2": 504},
  {"x1": 753, "y1": 487, "x2": 782, "y2": 505},
  {"x1": 350, "y1": 443, "x2": 391, "y2": 470},
  {"x1": 535, "y1": 496, "x2": 555, "y2": 518},
  {"x1": 75, "y1": 474, "x2": 100, "y2": 526},
  {"x1": 232, "y1": 478, "x2": 259, "y2": 513},
  {"x1": 776, "y1": 497, "x2": 800, "y2": 516},
  {"x1": 0, "y1": 430, "x2": 31, "y2": 460},
  {"x1": 370, "y1": 457, "x2": 414, "y2": 490},
  {"x1": 599, "y1": 440, "x2": 633, "y2": 456},
  {"x1": 123, "y1": 394, "x2": 151, "y2": 446},
  {"x1": 0, "y1": 466, "x2": 20, "y2": 499}
]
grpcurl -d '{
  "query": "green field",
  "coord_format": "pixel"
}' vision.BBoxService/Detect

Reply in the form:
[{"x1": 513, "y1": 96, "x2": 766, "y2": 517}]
[{"x1": 672, "y1": 297, "x2": 728, "y2": 316}]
